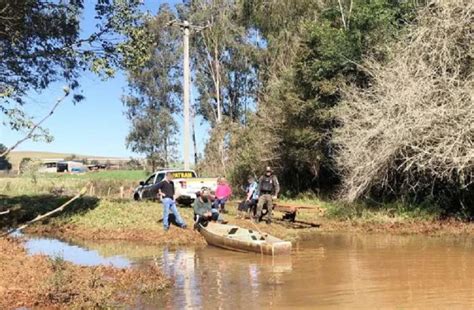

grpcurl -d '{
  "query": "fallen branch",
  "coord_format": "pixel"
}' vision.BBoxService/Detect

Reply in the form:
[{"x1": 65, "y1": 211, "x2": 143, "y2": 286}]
[
  {"x1": 0, "y1": 209, "x2": 10, "y2": 215},
  {"x1": 1, "y1": 87, "x2": 70, "y2": 158},
  {"x1": 2, "y1": 183, "x2": 90, "y2": 236}
]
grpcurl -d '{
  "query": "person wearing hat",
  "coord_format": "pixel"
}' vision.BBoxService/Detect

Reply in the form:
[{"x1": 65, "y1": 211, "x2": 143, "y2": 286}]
[
  {"x1": 255, "y1": 166, "x2": 280, "y2": 224},
  {"x1": 193, "y1": 189, "x2": 226, "y2": 228}
]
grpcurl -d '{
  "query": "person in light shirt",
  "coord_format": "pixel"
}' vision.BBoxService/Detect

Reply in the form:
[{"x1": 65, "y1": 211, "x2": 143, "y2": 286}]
[{"x1": 237, "y1": 176, "x2": 258, "y2": 219}]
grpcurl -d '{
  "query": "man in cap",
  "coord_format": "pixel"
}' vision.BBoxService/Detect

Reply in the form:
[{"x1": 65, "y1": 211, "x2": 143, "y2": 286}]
[
  {"x1": 255, "y1": 166, "x2": 280, "y2": 224},
  {"x1": 193, "y1": 189, "x2": 226, "y2": 228}
]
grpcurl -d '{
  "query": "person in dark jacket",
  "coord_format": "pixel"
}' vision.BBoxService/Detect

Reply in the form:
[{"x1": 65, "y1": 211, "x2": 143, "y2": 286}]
[
  {"x1": 155, "y1": 172, "x2": 187, "y2": 231},
  {"x1": 194, "y1": 189, "x2": 224, "y2": 227},
  {"x1": 255, "y1": 166, "x2": 280, "y2": 224}
]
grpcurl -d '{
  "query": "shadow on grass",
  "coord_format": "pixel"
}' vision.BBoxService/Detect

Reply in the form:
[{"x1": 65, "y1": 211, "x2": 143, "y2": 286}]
[{"x1": 0, "y1": 194, "x2": 100, "y2": 230}]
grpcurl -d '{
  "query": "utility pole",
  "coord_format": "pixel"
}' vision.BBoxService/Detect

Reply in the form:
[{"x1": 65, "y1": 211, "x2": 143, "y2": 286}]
[
  {"x1": 168, "y1": 20, "x2": 207, "y2": 170},
  {"x1": 182, "y1": 21, "x2": 191, "y2": 170}
]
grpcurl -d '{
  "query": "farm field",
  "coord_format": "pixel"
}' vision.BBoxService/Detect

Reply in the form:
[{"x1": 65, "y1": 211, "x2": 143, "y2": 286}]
[{"x1": 6, "y1": 150, "x2": 130, "y2": 170}]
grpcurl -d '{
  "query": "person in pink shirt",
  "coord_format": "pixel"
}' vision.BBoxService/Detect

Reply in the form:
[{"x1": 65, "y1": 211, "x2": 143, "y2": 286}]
[{"x1": 213, "y1": 177, "x2": 232, "y2": 213}]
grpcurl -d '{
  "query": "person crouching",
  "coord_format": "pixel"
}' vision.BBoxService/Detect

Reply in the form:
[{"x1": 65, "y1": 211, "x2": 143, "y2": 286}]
[{"x1": 194, "y1": 189, "x2": 223, "y2": 228}]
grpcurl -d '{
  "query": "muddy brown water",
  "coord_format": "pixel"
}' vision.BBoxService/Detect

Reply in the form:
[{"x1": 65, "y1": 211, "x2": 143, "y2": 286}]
[{"x1": 24, "y1": 233, "x2": 474, "y2": 309}]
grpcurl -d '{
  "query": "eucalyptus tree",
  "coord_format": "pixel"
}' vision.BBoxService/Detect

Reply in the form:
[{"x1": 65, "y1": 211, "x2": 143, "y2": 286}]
[
  {"x1": 237, "y1": 0, "x2": 420, "y2": 193},
  {"x1": 123, "y1": 4, "x2": 181, "y2": 170},
  {"x1": 182, "y1": 0, "x2": 259, "y2": 126}
]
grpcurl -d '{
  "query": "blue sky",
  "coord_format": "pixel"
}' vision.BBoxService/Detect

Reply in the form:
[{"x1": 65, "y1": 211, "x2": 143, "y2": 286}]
[{"x1": 0, "y1": 0, "x2": 210, "y2": 160}]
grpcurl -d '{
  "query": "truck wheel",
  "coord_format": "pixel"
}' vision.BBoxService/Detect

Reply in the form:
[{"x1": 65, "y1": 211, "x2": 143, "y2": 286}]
[
  {"x1": 133, "y1": 193, "x2": 141, "y2": 201},
  {"x1": 178, "y1": 199, "x2": 194, "y2": 207}
]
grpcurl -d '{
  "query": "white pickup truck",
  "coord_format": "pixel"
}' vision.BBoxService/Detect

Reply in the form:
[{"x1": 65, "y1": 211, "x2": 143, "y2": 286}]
[{"x1": 133, "y1": 169, "x2": 217, "y2": 205}]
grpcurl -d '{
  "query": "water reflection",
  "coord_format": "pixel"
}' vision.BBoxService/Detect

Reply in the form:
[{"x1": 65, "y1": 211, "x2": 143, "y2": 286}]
[
  {"x1": 24, "y1": 236, "x2": 131, "y2": 268},
  {"x1": 20, "y1": 233, "x2": 474, "y2": 309},
  {"x1": 147, "y1": 247, "x2": 293, "y2": 309},
  {"x1": 148, "y1": 234, "x2": 474, "y2": 309}
]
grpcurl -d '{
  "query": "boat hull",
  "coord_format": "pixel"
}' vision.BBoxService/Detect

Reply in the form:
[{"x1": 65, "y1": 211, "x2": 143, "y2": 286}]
[{"x1": 199, "y1": 222, "x2": 292, "y2": 255}]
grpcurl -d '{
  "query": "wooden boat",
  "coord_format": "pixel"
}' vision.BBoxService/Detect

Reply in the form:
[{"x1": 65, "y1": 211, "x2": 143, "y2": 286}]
[{"x1": 198, "y1": 222, "x2": 292, "y2": 255}]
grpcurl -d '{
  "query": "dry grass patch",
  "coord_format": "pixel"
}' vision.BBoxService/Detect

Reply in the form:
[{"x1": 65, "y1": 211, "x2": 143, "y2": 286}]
[{"x1": 0, "y1": 237, "x2": 170, "y2": 309}]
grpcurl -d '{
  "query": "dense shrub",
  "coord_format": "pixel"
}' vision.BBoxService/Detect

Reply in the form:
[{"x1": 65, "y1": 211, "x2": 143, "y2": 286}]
[{"x1": 335, "y1": 0, "x2": 473, "y2": 212}]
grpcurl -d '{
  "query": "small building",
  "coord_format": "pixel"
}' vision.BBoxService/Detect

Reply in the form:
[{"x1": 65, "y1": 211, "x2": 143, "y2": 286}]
[
  {"x1": 57, "y1": 161, "x2": 86, "y2": 173},
  {"x1": 38, "y1": 158, "x2": 64, "y2": 173}
]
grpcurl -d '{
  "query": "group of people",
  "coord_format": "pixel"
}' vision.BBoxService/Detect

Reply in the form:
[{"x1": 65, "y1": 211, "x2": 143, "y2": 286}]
[
  {"x1": 237, "y1": 166, "x2": 280, "y2": 224},
  {"x1": 193, "y1": 177, "x2": 232, "y2": 227},
  {"x1": 154, "y1": 166, "x2": 279, "y2": 231}
]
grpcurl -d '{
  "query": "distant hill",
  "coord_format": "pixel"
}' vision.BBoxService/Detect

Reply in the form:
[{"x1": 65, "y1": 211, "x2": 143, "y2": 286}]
[{"x1": 6, "y1": 151, "x2": 130, "y2": 170}]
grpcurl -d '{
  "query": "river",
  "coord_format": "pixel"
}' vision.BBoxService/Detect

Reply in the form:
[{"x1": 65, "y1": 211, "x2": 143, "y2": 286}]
[{"x1": 24, "y1": 233, "x2": 474, "y2": 309}]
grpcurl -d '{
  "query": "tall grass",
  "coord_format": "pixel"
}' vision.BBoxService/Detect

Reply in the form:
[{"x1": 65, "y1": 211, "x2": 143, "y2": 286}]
[
  {"x1": 0, "y1": 170, "x2": 147, "y2": 198},
  {"x1": 37, "y1": 170, "x2": 148, "y2": 181}
]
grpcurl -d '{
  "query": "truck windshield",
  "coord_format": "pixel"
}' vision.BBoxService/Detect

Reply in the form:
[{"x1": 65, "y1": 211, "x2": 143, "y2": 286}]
[{"x1": 170, "y1": 171, "x2": 196, "y2": 178}]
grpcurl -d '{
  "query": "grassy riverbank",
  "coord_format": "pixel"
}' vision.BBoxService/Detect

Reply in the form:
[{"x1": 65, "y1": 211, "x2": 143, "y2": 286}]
[
  {"x1": 0, "y1": 237, "x2": 169, "y2": 309},
  {"x1": 24, "y1": 199, "x2": 206, "y2": 246},
  {"x1": 1, "y1": 174, "x2": 472, "y2": 308},
  {"x1": 12, "y1": 195, "x2": 474, "y2": 245},
  {"x1": 1, "y1": 174, "x2": 473, "y2": 245}
]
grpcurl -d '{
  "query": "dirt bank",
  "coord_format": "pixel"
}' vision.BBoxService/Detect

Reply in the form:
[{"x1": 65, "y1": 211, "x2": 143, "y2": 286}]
[
  {"x1": 24, "y1": 199, "x2": 474, "y2": 247},
  {"x1": 3, "y1": 193, "x2": 470, "y2": 250},
  {"x1": 316, "y1": 218, "x2": 474, "y2": 236},
  {"x1": 27, "y1": 221, "x2": 206, "y2": 247},
  {"x1": 0, "y1": 237, "x2": 170, "y2": 309}
]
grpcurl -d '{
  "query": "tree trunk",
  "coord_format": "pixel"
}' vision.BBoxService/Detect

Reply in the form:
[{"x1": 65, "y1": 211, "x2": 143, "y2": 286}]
[
  {"x1": 164, "y1": 138, "x2": 169, "y2": 167},
  {"x1": 214, "y1": 45, "x2": 222, "y2": 124},
  {"x1": 219, "y1": 134, "x2": 226, "y2": 175},
  {"x1": 191, "y1": 109, "x2": 198, "y2": 166}
]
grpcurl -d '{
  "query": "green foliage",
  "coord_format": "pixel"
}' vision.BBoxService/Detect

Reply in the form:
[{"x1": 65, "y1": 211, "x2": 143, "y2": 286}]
[
  {"x1": 123, "y1": 4, "x2": 180, "y2": 170},
  {"x1": 46, "y1": 254, "x2": 74, "y2": 304},
  {"x1": 38, "y1": 170, "x2": 147, "y2": 181},
  {"x1": 239, "y1": 0, "x2": 420, "y2": 194},
  {"x1": 323, "y1": 200, "x2": 443, "y2": 222},
  {"x1": 125, "y1": 158, "x2": 144, "y2": 170},
  {"x1": 297, "y1": 0, "x2": 416, "y2": 103},
  {"x1": 1, "y1": 0, "x2": 152, "y2": 140},
  {"x1": 0, "y1": 144, "x2": 12, "y2": 171},
  {"x1": 186, "y1": 0, "x2": 260, "y2": 126},
  {"x1": 63, "y1": 154, "x2": 77, "y2": 161},
  {"x1": 18, "y1": 158, "x2": 41, "y2": 184}
]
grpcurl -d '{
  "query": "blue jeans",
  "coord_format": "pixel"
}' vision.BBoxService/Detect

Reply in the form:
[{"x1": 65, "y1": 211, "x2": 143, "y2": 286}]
[
  {"x1": 212, "y1": 198, "x2": 227, "y2": 210},
  {"x1": 162, "y1": 198, "x2": 185, "y2": 229}
]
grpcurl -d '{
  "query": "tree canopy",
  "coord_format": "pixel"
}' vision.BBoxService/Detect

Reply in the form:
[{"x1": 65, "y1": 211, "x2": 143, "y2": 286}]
[
  {"x1": 0, "y1": 0, "x2": 468, "y2": 219},
  {"x1": 123, "y1": 4, "x2": 181, "y2": 169},
  {"x1": 1, "y1": 0, "x2": 152, "y2": 154}
]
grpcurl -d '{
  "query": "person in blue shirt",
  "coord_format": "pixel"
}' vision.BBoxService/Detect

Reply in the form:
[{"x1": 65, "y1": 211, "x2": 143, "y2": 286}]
[{"x1": 237, "y1": 176, "x2": 258, "y2": 219}]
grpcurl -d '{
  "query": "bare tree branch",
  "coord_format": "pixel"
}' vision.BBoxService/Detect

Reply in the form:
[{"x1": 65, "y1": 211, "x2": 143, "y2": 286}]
[
  {"x1": 1, "y1": 87, "x2": 70, "y2": 158},
  {"x1": 337, "y1": 0, "x2": 347, "y2": 30},
  {"x1": 2, "y1": 183, "x2": 90, "y2": 236},
  {"x1": 335, "y1": 1, "x2": 473, "y2": 201},
  {"x1": 347, "y1": 0, "x2": 353, "y2": 29}
]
